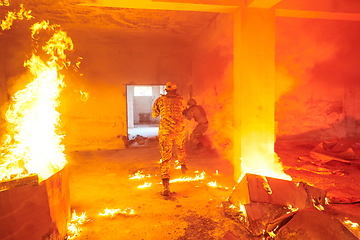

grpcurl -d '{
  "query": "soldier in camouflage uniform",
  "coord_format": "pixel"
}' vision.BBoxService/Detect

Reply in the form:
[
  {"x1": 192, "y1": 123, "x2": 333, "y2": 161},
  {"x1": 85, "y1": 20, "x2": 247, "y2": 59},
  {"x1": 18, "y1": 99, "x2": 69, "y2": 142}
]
[
  {"x1": 152, "y1": 82, "x2": 187, "y2": 196},
  {"x1": 183, "y1": 98, "x2": 208, "y2": 150}
]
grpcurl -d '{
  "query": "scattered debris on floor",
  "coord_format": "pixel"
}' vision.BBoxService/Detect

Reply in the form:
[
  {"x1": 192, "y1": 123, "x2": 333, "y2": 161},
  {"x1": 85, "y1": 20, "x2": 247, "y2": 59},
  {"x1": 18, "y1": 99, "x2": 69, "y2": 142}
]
[
  {"x1": 222, "y1": 173, "x2": 359, "y2": 239},
  {"x1": 283, "y1": 137, "x2": 360, "y2": 176},
  {"x1": 310, "y1": 137, "x2": 359, "y2": 164},
  {"x1": 128, "y1": 135, "x2": 159, "y2": 146}
]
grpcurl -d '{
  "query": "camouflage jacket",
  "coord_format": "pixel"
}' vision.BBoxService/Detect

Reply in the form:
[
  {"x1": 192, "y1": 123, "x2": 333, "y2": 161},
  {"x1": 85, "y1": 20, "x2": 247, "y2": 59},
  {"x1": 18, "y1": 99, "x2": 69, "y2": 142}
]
[{"x1": 152, "y1": 93, "x2": 185, "y2": 131}]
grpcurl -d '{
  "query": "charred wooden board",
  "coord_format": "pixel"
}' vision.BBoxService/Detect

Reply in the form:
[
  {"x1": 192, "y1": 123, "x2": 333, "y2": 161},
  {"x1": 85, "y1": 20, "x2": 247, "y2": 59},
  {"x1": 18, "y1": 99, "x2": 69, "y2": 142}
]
[{"x1": 0, "y1": 174, "x2": 38, "y2": 192}]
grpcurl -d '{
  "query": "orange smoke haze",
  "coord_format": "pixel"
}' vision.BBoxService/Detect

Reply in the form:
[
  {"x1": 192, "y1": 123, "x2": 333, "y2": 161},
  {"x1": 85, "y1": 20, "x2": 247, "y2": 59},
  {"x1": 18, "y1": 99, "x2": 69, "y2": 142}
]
[
  {"x1": 190, "y1": 43, "x2": 234, "y2": 162},
  {"x1": 204, "y1": 65, "x2": 234, "y2": 162},
  {"x1": 275, "y1": 17, "x2": 360, "y2": 137},
  {"x1": 275, "y1": 17, "x2": 339, "y2": 102}
]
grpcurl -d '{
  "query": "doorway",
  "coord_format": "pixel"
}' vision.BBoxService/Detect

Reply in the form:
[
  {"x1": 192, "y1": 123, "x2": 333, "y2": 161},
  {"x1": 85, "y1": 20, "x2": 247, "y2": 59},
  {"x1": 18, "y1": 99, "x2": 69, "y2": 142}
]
[{"x1": 126, "y1": 85, "x2": 165, "y2": 142}]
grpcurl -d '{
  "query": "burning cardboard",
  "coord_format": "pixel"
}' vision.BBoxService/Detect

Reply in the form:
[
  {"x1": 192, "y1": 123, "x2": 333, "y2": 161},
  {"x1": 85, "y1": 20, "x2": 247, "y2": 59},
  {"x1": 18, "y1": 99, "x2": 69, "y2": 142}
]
[
  {"x1": 229, "y1": 173, "x2": 326, "y2": 209},
  {"x1": 227, "y1": 173, "x2": 327, "y2": 235}
]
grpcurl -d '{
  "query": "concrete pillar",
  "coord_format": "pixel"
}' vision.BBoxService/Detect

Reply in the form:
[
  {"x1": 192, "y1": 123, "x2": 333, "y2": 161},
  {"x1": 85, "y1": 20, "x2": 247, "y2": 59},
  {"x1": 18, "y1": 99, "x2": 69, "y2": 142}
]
[{"x1": 234, "y1": 7, "x2": 276, "y2": 181}]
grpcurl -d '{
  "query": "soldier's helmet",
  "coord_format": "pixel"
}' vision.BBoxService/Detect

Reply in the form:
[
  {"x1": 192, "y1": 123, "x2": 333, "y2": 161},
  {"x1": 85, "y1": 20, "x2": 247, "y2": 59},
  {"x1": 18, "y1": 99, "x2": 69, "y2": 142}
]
[
  {"x1": 187, "y1": 98, "x2": 197, "y2": 106},
  {"x1": 165, "y1": 82, "x2": 177, "y2": 91}
]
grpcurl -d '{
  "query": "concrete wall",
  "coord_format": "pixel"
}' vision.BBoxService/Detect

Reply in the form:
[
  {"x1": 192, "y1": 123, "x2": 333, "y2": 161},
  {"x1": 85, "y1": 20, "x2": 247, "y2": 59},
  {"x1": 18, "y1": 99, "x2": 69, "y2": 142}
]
[
  {"x1": 0, "y1": 23, "x2": 192, "y2": 151},
  {"x1": 63, "y1": 28, "x2": 191, "y2": 151}
]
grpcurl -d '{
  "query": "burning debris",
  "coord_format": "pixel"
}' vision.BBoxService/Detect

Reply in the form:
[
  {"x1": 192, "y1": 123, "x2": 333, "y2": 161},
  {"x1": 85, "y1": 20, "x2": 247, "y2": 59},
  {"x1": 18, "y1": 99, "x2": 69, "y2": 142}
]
[
  {"x1": 0, "y1": 19, "x2": 72, "y2": 182},
  {"x1": 67, "y1": 210, "x2": 89, "y2": 240},
  {"x1": 1, "y1": 3, "x2": 33, "y2": 30},
  {"x1": 99, "y1": 207, "x2": 135, "y2": 218},
  {"x1": 223, "y1": 173, "x2": 359, "y2": 239},
  {"x1": 207, "y1": 180, "x2": 229, "y2": 190},
  {"x1": 170, "y1": 171, "x2": 205, "y2": 183},
  {"x1": 129, "y1": 166, "x2": 230, "y2": 193},
  {"x1": 0, "y1": 0, "x2": 10, "y2": 7},
  {"x1": 129, "y1": 170, "x2": 152, "y2": 180},
  {"x1": 138, "y1": 182, "x2": 152, "y2": 188}
]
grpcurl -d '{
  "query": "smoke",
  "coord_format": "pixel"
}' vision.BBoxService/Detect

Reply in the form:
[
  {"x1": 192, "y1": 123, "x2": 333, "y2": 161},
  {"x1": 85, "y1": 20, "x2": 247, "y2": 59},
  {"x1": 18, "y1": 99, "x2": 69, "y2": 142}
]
[
  {"x1": 275, "y1": 17, "x2": 360, "y2": 137},
  {"x1": 275, "y1": 17, "x2": 340, "y2": 102},
  {"x1": 189, "y1": 43, "x2": 234, "y2": 161},
  {"x1": 276, "y1": 16, "x2": 360, "y2": 101}
]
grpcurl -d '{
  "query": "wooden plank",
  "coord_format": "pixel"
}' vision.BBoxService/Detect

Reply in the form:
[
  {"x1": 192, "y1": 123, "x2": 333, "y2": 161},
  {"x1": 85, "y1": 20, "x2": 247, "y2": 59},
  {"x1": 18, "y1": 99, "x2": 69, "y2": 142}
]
[
  {"x1": 0, "y1": 174, "x2": 38, "y2": 191},
  {"x1": 46, "y1": 165, "x2": 70, "y2": 239},
  {"x1": 0, "y1": 166, "x2": 70, "y2": 240}
]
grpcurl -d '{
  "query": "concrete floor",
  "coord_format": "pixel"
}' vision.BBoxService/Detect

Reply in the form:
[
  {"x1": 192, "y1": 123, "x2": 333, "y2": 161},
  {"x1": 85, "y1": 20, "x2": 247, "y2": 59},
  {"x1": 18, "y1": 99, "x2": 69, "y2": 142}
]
[
  {"x1": 66, "y1": 138, "x2": 360, "y2": 240},
  {"x1": 128, "y1": 124, "x2": 159, "y2": 139}
]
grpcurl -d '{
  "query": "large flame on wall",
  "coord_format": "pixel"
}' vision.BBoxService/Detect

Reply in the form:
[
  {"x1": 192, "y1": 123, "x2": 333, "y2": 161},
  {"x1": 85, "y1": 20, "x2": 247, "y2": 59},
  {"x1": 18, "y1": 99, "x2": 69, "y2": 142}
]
[{"x1": 0, "y1": 20, "x2": 73, "y2": 182}]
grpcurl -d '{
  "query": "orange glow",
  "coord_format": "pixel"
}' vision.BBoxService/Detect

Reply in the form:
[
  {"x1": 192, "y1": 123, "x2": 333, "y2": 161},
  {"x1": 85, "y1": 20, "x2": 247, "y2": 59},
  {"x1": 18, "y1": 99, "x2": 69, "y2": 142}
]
[
  {"x1": 0, "y1": 0, "x2": 10, "y2": 6},
  {"x1": 207, "y1": 180, "x2": 228, "y2": 189},
  {"x1": 169, "y1": 171, "x2": 205, "y2": 183},
  {"x1": 344, "y1": 219, "x2": 359, "y2": 229},
  {"x1": 99, "y1": 207, "x2": 135, "y2": 218},
  {"x1": 75, "y1": 56, "x2": 82, "y2": 69},
  {"x1": 67, "y1": 210, "x2": 89, "y2": 240},
  {"x1": 138, "y1": 182, "x2": 152, "y2": 188},
  {"x1": 0, "y1": 20, "x2": 73, "y2": 182},
  {"x1": 228, "y1": 203, "x2": 247, "y2": 222},
  {"x1": 343, "y1": 219, "x2": 360, "y2": 238},
  {"x1": 75, "y1": 89, "x2": 89, "y2": 102},
  {"x1": 237, "y1": 152, "x2": 291, "y2": 183},
  {"x1": 129, "y1": 170, "x2": 151, "y2": 180},
  {"x1": 1, "y1": 4, "x2": 33, "y2": 30},
  {"x1": 287, "y1": 205, "x2": 298, "y2": 213}
]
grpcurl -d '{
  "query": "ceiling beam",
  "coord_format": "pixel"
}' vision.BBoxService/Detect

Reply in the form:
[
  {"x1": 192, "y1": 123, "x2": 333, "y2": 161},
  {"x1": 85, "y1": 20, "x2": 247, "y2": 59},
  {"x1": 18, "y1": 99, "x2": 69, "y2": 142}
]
[
  {"x1": 79, "y1": 0, "x2": 240, "y2": 13},
  {"x1": 276, "y1": 9, "x2": 360, "y2": 21},
  {"x1": 247, "y1": 0, "x2": 282, "y2": 8},
  {"x1": 152, "y1": 0, "x2": 244, "y2": 6}
]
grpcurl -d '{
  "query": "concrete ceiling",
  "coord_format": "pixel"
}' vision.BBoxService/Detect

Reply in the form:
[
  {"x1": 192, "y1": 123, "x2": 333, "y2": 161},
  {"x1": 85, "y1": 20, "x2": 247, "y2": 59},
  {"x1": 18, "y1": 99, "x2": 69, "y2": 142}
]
[
  {"x1": 1, "y1": 0, "x2": 232, "y2": 40},
  {"x1": 2, "y1": 0, "x2": 360, "y2": 41}
]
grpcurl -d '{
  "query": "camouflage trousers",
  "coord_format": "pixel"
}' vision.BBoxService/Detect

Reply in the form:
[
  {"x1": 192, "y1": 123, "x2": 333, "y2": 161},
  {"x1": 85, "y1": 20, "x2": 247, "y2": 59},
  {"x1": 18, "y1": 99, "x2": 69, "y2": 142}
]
[
  {"x1": 190, "y1": 122, "x2": 208, "y2": 149},
  {"x1": 159, "y1": 127, "x2": 186, "y2": 180}
]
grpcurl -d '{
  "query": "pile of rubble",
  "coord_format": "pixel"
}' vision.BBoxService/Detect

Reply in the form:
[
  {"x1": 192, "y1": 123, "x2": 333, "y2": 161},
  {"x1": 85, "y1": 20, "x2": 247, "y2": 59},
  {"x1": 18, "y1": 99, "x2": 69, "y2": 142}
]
[{"x1": 222, "y1": 173, "x2": 359, "y2": 239}]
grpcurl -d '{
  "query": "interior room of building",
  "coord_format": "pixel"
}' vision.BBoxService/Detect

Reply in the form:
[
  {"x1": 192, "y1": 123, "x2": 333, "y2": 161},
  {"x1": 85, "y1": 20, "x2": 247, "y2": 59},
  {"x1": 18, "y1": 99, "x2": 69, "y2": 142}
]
[{"x1": 1, "y1": 0, "x2": 360, "y2": 239}]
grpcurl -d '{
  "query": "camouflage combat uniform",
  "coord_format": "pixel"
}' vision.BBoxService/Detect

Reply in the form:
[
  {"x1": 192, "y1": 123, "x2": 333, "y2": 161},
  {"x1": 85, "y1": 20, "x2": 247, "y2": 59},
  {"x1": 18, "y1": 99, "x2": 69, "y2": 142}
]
[
  {"x1": 152, "y1": 93, "x2": 186, "y2": 180},
  {"x1": 184, "y1": 104, "x2": 208, "y2": 149}
]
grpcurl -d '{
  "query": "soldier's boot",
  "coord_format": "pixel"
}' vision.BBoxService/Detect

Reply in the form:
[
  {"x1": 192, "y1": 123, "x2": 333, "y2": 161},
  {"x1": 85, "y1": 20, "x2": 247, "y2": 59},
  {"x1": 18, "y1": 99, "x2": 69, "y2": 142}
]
[
  {"x1": 162, "y1": 178, "x2": 170, "y2": 196},
  {"x1": 181, "y1": 165, "x2": 188, "y2": 174}
]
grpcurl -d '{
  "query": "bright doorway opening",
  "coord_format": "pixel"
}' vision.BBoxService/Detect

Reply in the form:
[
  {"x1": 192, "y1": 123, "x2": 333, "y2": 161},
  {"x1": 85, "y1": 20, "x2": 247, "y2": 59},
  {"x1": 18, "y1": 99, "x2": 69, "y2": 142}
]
[{"x1": 126, "y1": 85, "x2": 165, "y2": 141}]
